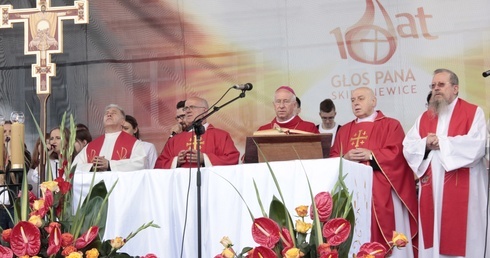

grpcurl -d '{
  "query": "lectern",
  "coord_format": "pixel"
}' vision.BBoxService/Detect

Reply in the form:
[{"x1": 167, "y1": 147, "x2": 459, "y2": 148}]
[{"x1": 243, "y1": 133, "x2": 332, "y2": 163}]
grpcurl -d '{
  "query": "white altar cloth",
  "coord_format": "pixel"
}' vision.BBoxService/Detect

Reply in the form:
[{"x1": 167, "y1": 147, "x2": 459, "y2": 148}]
[{"x1": 73, "y1": 157, "x2": 372, "y2": 257}]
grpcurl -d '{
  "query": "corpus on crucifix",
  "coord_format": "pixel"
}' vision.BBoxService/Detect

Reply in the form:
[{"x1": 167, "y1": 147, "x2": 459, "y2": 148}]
[{"x1": 0, "y1": 0, "x2": 89, "y2": 184}]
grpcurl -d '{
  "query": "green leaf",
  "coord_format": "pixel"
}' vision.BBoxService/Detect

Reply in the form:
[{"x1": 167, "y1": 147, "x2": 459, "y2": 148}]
[{"x1": 268, "y1": 196, "x2": 293, "y2": 230}]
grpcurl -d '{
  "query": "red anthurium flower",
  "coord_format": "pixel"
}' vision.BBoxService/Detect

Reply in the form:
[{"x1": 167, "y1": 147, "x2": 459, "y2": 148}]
[
  {"x1": 251, "y1": 217, "x2": 280, "y2": 249},
  {"x1": 310, "y1": 192, "x2": 333, "y2": 222},
  {"x1": 249, "y1": 246, "x2": 277, "y2": 258},
  {"x1": 280, "y1": 227, "x2": 294, "y2": 249},
  {"x1": 55, "y1": 177, "x2": 71, "y2": 195},
  {"x1": 317, "y1": 243, "x2": 331, "y2": 255},
  {"x1": 9, "y1": 221, "x2": 41, "y2": 257},
  {"x1": 47, "y1": 226, "x2": 62, "y2": 256},
  {"x1": 141, "y1": 254, "x2": 158, "y2": 258},
  {"x1": 356, "y1": 242, "x2": 387, "y2": 258},
  {"x1": 75, "y1": 226, "x2": 99, "y2": 249},
  {"x1": 44, "y1": 222, "x2": 61, "y2": 235},
  {"x1": 0, "y1": 245, "x2": 13, "y2": 258},
  {"x1": 322, "y1": 218, "x2": 351, "y2": 246}
]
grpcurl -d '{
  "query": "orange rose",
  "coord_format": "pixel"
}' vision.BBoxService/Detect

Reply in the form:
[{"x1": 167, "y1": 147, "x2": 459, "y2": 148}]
[
  {"x1": 62, "y1": 246, "x2": 77, "y2": 256},
  {"x1": 85, "y1": 248, "x2": 99, "y2": 258},
  {"x1": 221, "y1": 247, "x2": 235, "y2": 258},
  {"x1": 392, "y1": 231, "x2": 408, "y2": 248},
  {"x1": 295, "y1": 205, "x2": 308, "y2": 217},
  {"x1": 284, "y1": 247, "x2": 303, "y2": 258},
  {"x1": 28, "y1": 215, "x2": 43, "y2": 227},
  {"x1": 111, "y1": 237, "x2": 125, "y2": 249},
  {"x1": 66, "y1": 251, "x2": 83, "y2": 258},
  {"x1": 61, "y1": 232, "x2": 74, "y2": 247},
  {"x1": 295, "y1": 219, "x2": 312, "y2": 234},
  {"x1": 2, "y1": 228, "x2": 11, "y2": 242}
]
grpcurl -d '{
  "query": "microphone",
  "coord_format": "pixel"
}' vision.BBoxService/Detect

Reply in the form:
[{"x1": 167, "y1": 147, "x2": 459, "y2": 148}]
[
  {"x1": 483, "y1": 70, "x2": 490, "y2": 78},
  {"x1": 232, "y1": 83, "x2": 253, "y2": 91}
]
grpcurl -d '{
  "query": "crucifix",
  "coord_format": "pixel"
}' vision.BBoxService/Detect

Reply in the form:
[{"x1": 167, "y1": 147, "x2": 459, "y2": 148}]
[{"x1": 0, "y1": 0, "x2": 89, "y2": 184}]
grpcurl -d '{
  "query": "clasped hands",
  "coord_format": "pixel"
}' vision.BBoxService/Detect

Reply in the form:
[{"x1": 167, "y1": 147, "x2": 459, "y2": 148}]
[
  {"x1": 344, "y1": 148, "x2": 372, "y2": 162},
  {"x1": 426, "y1": 133, "x2": 440, "y2": 150},
  {"x1": 92, "y1": 156, "x2": 110, "y2": 171},
  {"x1": 177, "y1": 149, "x2": 204, "y2": 166}
]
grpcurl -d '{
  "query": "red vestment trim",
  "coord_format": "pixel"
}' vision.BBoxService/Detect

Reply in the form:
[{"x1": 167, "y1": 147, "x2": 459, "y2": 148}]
[
  {"x1": 86, "y1": 132, "x2": 137, "y2": 162},
  {"x1": 330, "y1": 111, "x2": 418, "y2": 254},
  {"x1": 418, "y1": 99, "x2": 476, "y2": 256}
]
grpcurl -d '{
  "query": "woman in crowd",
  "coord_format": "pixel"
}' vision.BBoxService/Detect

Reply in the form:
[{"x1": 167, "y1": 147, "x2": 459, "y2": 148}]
[
  {"x1": 74, "y1": 128, "x2": 92, "y2": 156},
  {"x1": 28, "y1": 127, "x2": 70, "y2": 196},
  {"x1": 123, "y1": 115, "x2": 157, "y2": 169}
]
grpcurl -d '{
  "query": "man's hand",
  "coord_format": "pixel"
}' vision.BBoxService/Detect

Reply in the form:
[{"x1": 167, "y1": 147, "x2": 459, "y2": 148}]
[
  {"x1": 170, "y1": 123, "x2": 183, "y2": 135},
  {"x1": 426, "y1": 133, "x2": 440, "y2": 150},
  {"x1": 185, "y1": 149, "x2": 204, "y2": 165},
  {"x1": 344, "y1": 148, "x2": 372, "y2": 162},
  {"x1": 92, "y1": 156, "x2": 110, "y2": 171},
  {"x1": 177, "y1": 149, "x2": 204, "y2": 166}
]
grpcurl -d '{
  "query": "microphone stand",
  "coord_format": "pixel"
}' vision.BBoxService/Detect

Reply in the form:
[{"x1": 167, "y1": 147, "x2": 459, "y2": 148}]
[{"x1": 186, "y1": 90, "x2": 247, "y2": 258}]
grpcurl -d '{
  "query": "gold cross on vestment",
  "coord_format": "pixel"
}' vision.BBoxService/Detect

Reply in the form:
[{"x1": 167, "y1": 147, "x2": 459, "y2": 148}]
[
  {"x1": 350, "y1": 129, "x2": 368, "y2": 148},
  {"x1": 0, "y1": 0, "x2": 89, "y2": 94},
  {"x1": 186, "y1": 135, "x2": 205, "y2": 150}
]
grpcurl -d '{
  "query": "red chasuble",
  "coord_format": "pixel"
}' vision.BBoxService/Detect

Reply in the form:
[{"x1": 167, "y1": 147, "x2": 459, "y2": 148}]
[
  {"x1": 257, "y1": 116, "x2": 319, "y2": 133},
  {"x1": 155, "y1": 124, "x2": 240, "y2": 169},
  {"x1": 330, "y1": 111, "x2": 418, "y2": 252},
  {"x1": 418, "y1": 99, "x2": 476, "y2": 256},
  {"x1": 86, "y1": 131, "x2": 137, "y2": 163}
]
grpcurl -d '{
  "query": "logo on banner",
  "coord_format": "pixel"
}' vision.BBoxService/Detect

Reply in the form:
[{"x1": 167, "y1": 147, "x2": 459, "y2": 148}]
[{"x1": 330, "y1": 0, "x2": 437, "y2": 65}]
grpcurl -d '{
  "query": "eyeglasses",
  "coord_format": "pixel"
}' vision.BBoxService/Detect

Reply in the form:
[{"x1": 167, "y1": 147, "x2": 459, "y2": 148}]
[
  {"x1": 429, "y1": 82, "x2": 451, "y2": 89},
  {"x1": 182, "y1": 105, "x2": 206, "y2": 112},
  {"x1": 274, "y1": 99, "x2": 293, "y2": 106},
  {"x1": 175, "y1": 114, "x2": 185, "y2": 120},
  {"x1": 321, "y1": 116, "x2": 335, "y2": 121}
]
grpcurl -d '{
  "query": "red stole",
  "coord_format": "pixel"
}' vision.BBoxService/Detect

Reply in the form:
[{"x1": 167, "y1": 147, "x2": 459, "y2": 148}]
[
  {"x1": 86, "y1": 132, "x2": 137, "y2": 163},
  {"x1": 344, "y1": 122, "x2": 398, "y2": 244},
  {"x1": 418, "y1": 99, "x2": 476, "y2": 256}
]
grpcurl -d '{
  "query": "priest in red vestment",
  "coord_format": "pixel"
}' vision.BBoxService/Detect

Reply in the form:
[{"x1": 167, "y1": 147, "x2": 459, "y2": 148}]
[
  {"x1": 330, "y1": 87, "x2": 418, "y2": 258},
  {"x1": 403, "y1": 69, "x2": 488, "y2": 258},
  {"x1": 154, "y1": 97, "x2": 239, "y2": 169},
  {"x1": 257, "y1": 86, "x2": 319, "y2": 133},
  {"x1": 72, "y1": 104, "x2": 147, "y2": 172}
]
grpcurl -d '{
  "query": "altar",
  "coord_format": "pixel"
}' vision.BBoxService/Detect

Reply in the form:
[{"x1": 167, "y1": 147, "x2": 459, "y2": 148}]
[{"x1": 73, "y1": 157, "x2": 373, "y2": 257}]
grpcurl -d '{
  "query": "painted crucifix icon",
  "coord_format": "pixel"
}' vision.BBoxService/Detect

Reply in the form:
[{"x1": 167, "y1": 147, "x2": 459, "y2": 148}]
[
  {"x1": 0, "y1": 0, "x2": 88, "y2": 184},
  {"x1": 0, "y1": 0, "x2": 89, "y2": 94}
]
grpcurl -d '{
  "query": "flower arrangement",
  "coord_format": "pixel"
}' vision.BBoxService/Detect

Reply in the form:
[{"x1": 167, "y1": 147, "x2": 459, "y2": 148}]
[
  {"x1": 214, "y1": 158, "x2": 409, "y2": 258},
  {"x1": 0, "y1": 113, "x2": 158, "y2": 257}
]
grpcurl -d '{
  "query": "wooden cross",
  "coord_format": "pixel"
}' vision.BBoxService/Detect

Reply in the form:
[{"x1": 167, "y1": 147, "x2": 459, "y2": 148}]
[
  {"x1": 350, "y1": 129, "x2": 368, "y2": 148},
  {"x1": 0, "y1": 0, "x2": 88, "y2": 185},
  {"x1": 186, "y1": 135, "x2": 205, "y2": 150}
]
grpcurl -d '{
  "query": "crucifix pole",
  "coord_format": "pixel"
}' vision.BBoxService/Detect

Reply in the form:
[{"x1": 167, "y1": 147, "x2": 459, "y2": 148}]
[
  {"x1": 38, "y1": 94, "x2": 49, "y2": 185},
  {"x1": 0, "y1": 0, "x2": 89, "y2": 186}
]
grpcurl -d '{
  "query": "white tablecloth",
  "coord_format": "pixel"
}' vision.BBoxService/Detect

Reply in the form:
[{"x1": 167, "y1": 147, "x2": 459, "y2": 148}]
[{"x1": 73, "y1": 157, "x2": 373, "y2": 257}]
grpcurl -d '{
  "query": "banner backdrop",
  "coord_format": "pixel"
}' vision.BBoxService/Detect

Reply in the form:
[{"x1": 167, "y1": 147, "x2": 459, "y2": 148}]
[{"x1": 0, "y1": 0, "x2": 489, "y2": 166}]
